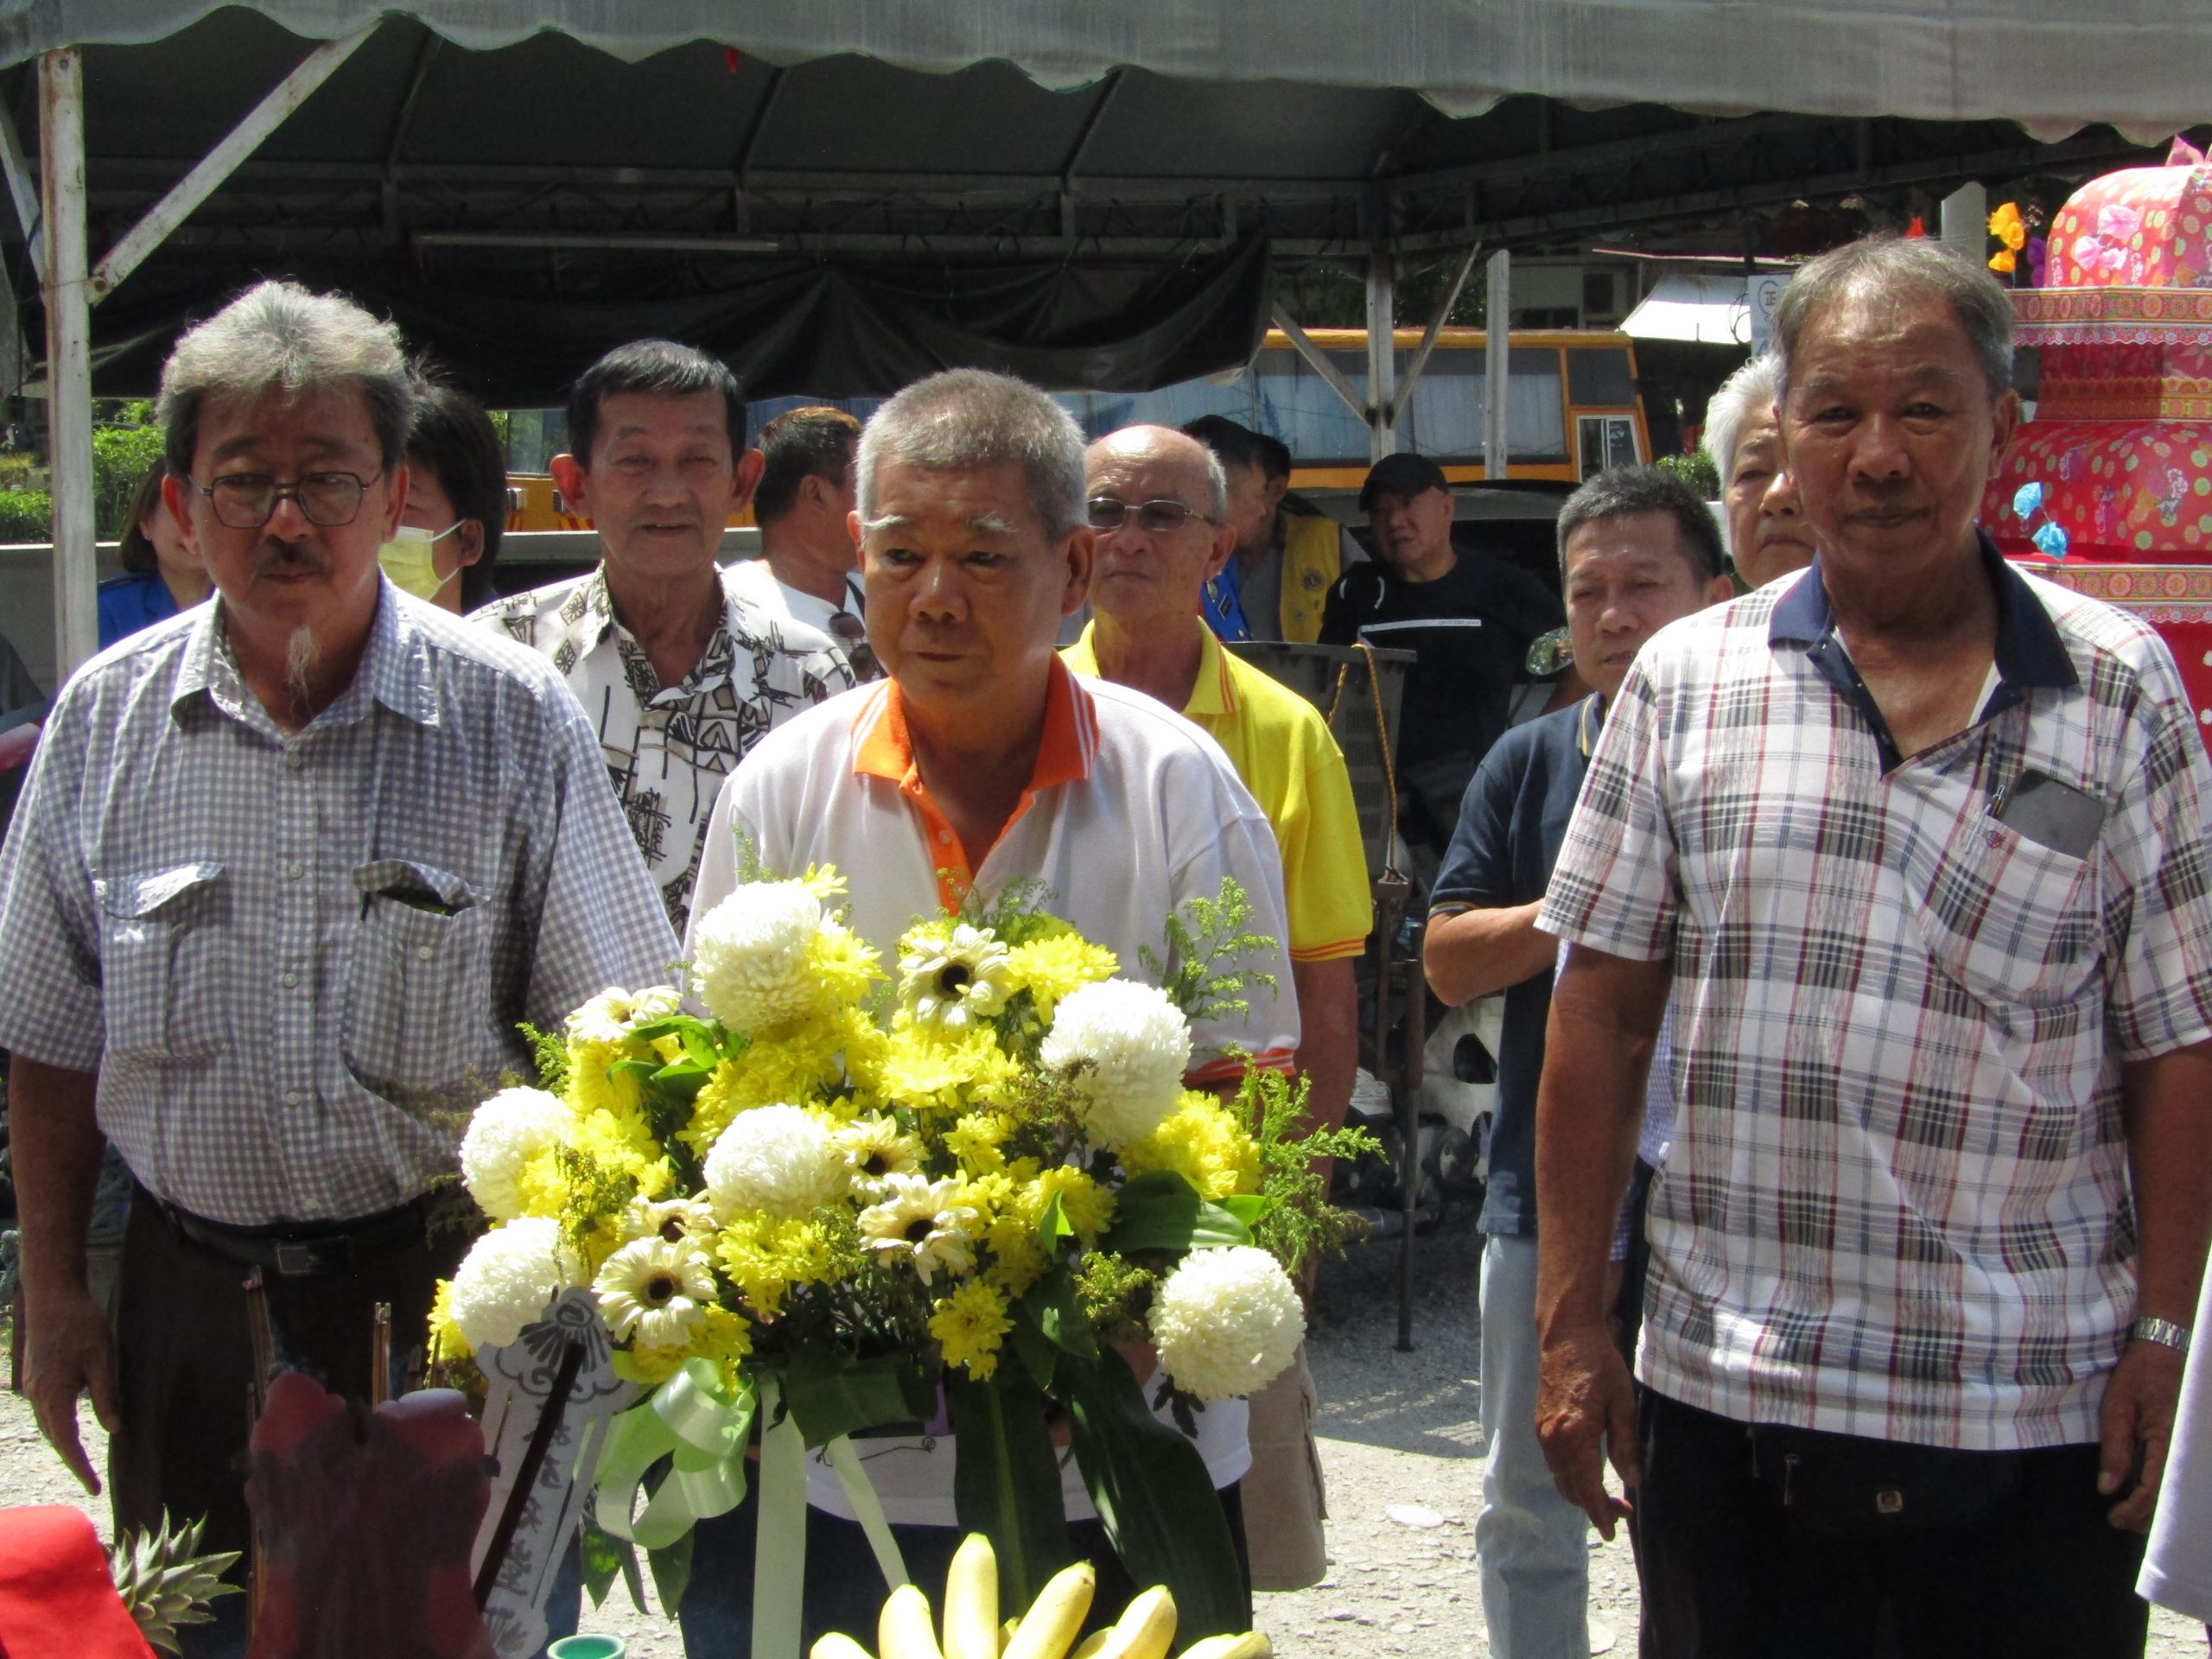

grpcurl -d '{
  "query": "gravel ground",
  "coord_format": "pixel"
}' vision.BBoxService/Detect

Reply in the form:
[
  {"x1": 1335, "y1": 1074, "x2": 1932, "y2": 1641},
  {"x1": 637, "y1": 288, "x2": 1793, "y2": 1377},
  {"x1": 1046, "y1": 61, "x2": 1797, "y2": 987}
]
[{"x1": 5, "y1": 1231, "x2": 2207, "y2": 1656}]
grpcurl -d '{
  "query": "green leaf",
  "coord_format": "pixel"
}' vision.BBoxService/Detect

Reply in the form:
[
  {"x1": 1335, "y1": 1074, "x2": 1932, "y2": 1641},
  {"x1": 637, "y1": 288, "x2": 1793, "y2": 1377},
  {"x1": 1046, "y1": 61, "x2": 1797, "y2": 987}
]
[
  {"x1": 945, "y1": 1368, "x2": 1075, "y2": 1615},
  {"x1": 648, "y1": 1056, "x2": 715, "y2": 1103},
  {"x1": 1060, "y1": 1349, "x2": 1249, "y2": 1643},
  {"x1": 1007, "y1": 1318, "x2": 1061, "y2": 1393},
  {"x1": 781, "y1": 1351, "x2": 937, "y2": 1448},
  {"x1": 1099, "y1": 1170, "x2": 1252, "y2": 1255},
  {"x1": 1035, "y1": 1189, "x2": 1077, "y2": 1264},
  {"x1": 1218, "y1": 1194, "x2": 1272, "y2": 1227},
  {"x1": 646, "y1": 1528, "x2": 695, "y2": 1616},
  {"x1": 575, "y1": 1498, "x2": 632, "y2": 1609},
  {"x1": 1021, "y1": 1269, "x2": 1098, "y2": 1359}
]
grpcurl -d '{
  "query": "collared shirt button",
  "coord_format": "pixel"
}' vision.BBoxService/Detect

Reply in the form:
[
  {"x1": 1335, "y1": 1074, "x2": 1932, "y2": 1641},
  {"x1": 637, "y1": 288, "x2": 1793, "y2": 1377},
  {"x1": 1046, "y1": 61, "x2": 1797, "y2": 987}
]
[
  {"x1": 284, "y1": 861, "x2": 305, "y2": 880},
  {"x1": 280, "y1": 970, "x2": 299, "y2": 988},
  {"x1": 283, "y1": 747, "x2": 306, "y2": 772},
  {"x1": 416, "y1": 944, "x2": 435, "y2": 961},
  {"x1": 283, "y1": 1089, "x2": 302, "y2": 1105}
]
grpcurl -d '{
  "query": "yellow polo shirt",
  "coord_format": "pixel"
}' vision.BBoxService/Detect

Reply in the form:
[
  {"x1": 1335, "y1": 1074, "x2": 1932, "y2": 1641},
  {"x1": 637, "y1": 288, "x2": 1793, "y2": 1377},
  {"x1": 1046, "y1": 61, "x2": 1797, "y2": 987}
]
[{"x1": 1065, "y1": 620, "x2": 1373, "y2": 962}]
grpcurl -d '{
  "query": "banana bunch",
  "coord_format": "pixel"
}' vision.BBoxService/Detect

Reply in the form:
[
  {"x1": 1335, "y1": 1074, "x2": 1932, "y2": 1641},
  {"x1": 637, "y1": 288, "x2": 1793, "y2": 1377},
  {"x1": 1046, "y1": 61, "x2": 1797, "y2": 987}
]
[{"x1": 808, "y1": 1532, "x2": 1272, "y2": 1659}]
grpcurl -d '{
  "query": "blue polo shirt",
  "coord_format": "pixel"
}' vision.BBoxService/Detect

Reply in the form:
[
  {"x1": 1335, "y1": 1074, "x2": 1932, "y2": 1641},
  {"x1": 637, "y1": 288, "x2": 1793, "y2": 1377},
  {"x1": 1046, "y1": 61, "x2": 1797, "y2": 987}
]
[{"x1": 1429, "y1": 693, "x2": 1604, "y2": 1237}]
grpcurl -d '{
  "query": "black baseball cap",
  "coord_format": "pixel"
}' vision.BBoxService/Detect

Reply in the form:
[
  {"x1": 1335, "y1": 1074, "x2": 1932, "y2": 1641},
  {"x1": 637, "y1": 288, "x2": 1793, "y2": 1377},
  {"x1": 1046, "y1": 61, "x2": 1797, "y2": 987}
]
[{"x1": 1358, "y1": 451, "x2": 1450, "y2": 513}]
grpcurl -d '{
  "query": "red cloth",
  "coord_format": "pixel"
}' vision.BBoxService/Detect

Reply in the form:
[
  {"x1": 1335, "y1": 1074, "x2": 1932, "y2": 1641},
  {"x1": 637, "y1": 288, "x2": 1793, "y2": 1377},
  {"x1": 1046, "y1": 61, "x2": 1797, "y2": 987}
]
[{"x1": 0, "y1": 1506, "x2": 156, "y2": 1659}]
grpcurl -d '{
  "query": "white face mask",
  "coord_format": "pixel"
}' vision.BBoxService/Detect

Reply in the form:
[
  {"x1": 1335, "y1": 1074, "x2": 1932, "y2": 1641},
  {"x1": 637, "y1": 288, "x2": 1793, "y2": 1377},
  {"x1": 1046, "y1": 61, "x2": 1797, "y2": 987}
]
[{"x1": 378, "y1": 522, "x2": 463, "y2": 601}]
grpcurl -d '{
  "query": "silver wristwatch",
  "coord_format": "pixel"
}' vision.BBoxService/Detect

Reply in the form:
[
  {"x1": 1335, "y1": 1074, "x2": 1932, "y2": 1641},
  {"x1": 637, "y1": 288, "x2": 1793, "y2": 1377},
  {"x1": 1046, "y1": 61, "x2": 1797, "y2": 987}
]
[{"x1": 2129, "y1": 1316, "x2": 2193, "y2": 1357}]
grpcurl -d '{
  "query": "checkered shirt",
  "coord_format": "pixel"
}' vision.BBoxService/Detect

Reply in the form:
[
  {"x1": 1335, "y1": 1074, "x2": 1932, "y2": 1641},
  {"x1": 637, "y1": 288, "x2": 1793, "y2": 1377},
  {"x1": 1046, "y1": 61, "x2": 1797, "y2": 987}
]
[
  {"x1": 0, "y1": 584, "x2": 680, "y2": 1226},
  {"x1": 1539, "y1": 545, "x2": 2212, "y2": 1451},
  {"x1": 475, "y1": 565, "x2": 850, "y2": 931}
]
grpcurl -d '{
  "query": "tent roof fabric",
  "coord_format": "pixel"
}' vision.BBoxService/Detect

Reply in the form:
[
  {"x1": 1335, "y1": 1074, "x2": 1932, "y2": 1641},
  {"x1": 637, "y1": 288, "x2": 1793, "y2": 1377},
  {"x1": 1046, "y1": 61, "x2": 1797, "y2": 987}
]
[
  {"x1": 3, "y1": 1, "x2": 2208, "y2": 137},
  {"x1": 1622, "y1": 273, "x2": 1752, "y2": 346}
]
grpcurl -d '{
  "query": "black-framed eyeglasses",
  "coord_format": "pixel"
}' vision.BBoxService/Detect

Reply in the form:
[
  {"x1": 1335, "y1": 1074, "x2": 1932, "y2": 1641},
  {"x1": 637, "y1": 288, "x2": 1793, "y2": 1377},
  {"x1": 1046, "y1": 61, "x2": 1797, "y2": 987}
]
[
  {"x1": 1085, "y1": 496, "x2": 1213, "y2": 535},
  {"x1": 192, "y1": 470, "x2": 383, "y2": 530}
]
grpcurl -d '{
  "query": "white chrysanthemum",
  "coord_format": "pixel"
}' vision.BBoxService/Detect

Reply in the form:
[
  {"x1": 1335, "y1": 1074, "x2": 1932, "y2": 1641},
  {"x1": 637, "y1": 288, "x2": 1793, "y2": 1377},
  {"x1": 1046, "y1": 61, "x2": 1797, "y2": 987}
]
[
  {"x1": 1039, "y1": 979, "x2": 1192, "y2": 1147},
  {"x1": 703, "y1": 1103, "x2": 848, "y2": 1221},
  {"x1": 690, "y1": 880, "x2": 826, "y2": 1033},
  {"x1": 617, "y1": 1193, "x2": 719, "y2": 1244},
  {"x1": 447, "y1": 1217, "x2": 580, "y2": 1351},
  {"x1": 594, "y1": 1235, "x2": 718, "y2": 1350},
  {"x1": 566, "y1": 984, "x2": 682, "y2": 1047},
  {"x1": 858, "y1": 1173, "x2": 979, "y2": 1286},
  {"x1": 899, "y1": 923, "x2": 1015, "y2": 1032},
  {"x1": 832, "y1": 1113, "x2": 925, "y2": 1197},
  {"x1": 458, "y1": 1087, "x2": 572, "y2": 1221},
  {"x1": 1151, "y1": 1245, "x2": 1306, "y2": 1402}
]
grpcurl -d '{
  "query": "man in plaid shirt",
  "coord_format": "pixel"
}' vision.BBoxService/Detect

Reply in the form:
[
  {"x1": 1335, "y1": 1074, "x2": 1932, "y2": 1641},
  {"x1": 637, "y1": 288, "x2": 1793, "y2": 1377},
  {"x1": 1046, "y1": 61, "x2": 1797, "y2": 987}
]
[{"x1": 1533, "y1": 237, "x2": 2212, "y2": 1656}]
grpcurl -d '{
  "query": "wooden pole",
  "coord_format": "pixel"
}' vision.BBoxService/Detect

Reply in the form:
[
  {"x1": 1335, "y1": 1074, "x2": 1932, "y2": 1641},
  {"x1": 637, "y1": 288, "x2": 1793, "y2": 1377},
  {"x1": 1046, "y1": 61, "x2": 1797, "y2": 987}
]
[{"x1": 38, "y1": 48, "x2": 95, "y2": 678}]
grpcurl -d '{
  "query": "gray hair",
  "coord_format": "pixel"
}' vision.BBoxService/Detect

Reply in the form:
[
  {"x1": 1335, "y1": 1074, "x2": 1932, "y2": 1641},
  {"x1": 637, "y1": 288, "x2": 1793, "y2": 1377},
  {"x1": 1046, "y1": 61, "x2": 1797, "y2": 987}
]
[
  {"x1": 1702, "y1": 353, "x2": 1781, "y2": 480},
  {"x1": 1090, "y1": 425, "x2": 1230, "y2": 520},
  {"x1": 1555, "y1": 464, "x2": 1726, "y2": 584},
  {"x1": 158, "y1": 280, "x2": 413, "y2": 480},
  {"x1": 1773, "y1": 236, "x2": 2014, "y2": 405},
  {"x1": 857, "y1": 369, "x2": 1087, "y2": 538}
]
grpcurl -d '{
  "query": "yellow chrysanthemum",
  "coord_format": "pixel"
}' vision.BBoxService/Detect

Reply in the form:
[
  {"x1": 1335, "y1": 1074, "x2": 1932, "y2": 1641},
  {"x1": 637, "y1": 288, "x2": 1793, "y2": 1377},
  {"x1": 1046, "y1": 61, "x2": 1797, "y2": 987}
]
[
  {"x1": 568, "y1": 1037, "x2": 650, "y2": 1122},
  {"x1": 684, "y1": 1026, "x2": 848, "y2": 1154},
  {"x1": 982, "y1": 1218, "x2": 1049, "y2": 1297},
  {"x1": 957, "y1": 1170, "x2": 1017, "y2": 1230},
  {"x1": 944, "y1": 1111, "x2": 1014, "y2": 1174},
  {"x1": 807, "y1": 921, "x2": 885, "y2": 1014},
  {"x1": 1035, "y1": 1165, "x2": 1116, "y2": 1243},
  {"x1": 714, "y1": 1214, "x2": 853, "y2": 1319},
  {"x1": 930, "y1": 1281, "x2": 1014, "y2": 1381},
  {"x1": 1005, "y1": 934, "x2": 1119, "y2": 1019},
  {"x1": 619, "y1": 1303, "x2": 755, "y2": 1389},
  {"x1": 877, "y1": 1020, "x2": 1022, "y2": 1116},
  {"x1": 428, "y1": 1276, "x2": 471, "y2": 1363},
  {"x1": 1120, "y1": 1092, "x2": 1263, "y2": 1201}
]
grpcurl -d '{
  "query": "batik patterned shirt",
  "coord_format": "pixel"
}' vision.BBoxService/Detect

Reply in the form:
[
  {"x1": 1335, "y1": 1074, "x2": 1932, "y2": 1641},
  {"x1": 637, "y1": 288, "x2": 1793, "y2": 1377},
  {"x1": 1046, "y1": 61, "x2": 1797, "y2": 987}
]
[
  {"x1": 476, "y1": 564, "x2": 849, "y2": 931},
  {"x1": 1539, "y1": 543, "x2": 2212, "y2": 1451}
]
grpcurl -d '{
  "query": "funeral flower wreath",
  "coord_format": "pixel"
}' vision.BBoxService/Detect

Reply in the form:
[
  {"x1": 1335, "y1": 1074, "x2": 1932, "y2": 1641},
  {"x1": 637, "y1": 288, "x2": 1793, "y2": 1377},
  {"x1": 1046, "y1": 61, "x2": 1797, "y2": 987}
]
[{"x1": 430, "y1": 854, "x2": 1373, "y2": 1637}]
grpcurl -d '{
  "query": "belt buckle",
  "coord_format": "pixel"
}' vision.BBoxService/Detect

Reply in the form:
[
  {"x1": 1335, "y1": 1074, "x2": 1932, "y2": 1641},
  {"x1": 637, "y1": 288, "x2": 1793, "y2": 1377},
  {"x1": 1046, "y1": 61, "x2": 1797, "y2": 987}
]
[{"x1": 274, "y1": 1237, "x2": 345, "y2": 1277}]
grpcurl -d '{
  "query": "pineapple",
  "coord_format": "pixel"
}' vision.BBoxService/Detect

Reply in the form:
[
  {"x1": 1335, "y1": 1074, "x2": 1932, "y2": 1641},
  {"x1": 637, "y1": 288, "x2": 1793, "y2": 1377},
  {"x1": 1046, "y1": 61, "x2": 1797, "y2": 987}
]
[{"x1": 107, "y1": 1512, "x2": 243, "y2": 1656}]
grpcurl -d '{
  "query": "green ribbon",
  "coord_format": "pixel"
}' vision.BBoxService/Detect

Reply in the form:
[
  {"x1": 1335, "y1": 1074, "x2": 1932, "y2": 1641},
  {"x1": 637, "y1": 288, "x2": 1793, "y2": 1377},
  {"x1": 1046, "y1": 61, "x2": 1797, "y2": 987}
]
[
  {"x1": 752, "y1": 1377, "x2": 808, "y2": 1659},
  {"x1": 593, "y1": 1357, "x2": 755, "y2": 1550},
  {"x1": 824, "y1": 1433, "x2": 911, "y2": 1592}
]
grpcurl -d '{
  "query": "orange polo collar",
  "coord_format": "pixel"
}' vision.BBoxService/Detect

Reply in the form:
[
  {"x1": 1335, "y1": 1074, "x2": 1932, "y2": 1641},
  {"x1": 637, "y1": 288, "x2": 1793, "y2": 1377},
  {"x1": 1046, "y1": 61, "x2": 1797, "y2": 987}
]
[{"x1": 851, "y1": 658, "x2": 1101, "y2": 912}]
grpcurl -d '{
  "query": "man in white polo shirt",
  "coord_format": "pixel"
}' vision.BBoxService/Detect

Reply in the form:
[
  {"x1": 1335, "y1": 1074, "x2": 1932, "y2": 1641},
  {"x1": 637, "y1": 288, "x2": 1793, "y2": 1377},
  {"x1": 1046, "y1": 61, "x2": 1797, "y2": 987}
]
[{"x1": 683, "y1": 368, "x2": 1299, "y2": 1650}]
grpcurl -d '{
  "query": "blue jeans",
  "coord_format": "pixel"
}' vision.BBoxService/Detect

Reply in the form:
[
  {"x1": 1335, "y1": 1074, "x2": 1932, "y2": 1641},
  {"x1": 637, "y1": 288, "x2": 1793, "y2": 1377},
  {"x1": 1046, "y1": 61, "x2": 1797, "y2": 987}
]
[{"x1": 1478, "y1": 1232, "x2": 1592, "y2": 1659}]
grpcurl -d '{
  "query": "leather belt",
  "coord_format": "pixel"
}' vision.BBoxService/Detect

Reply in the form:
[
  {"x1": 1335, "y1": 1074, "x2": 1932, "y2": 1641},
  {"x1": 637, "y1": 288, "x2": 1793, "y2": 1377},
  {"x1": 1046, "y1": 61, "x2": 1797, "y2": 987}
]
[{"x1": 154, "y1": 1191, "x2": 433, "y2": 1279}]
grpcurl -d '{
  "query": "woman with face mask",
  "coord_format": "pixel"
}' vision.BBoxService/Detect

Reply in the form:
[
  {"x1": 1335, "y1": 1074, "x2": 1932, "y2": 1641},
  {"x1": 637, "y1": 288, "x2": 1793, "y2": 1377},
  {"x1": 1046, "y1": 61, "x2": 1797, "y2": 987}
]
[{"x1": 384, "y1": 373, "x2": 505, "y2": 612}]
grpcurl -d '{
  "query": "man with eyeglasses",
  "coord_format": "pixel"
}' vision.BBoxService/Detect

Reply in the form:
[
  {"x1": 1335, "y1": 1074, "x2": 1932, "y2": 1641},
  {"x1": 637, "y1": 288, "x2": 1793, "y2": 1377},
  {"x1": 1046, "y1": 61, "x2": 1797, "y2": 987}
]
[
  {"x1": 0, "y1": 280, "x2": 677, "y2": 1653},
  {"x1": 477, "y1": 340, "x2": 851, "y2": 931},
  {"x1": 1063, "y1": 423, "x2": 1370, "y2": 1593}
]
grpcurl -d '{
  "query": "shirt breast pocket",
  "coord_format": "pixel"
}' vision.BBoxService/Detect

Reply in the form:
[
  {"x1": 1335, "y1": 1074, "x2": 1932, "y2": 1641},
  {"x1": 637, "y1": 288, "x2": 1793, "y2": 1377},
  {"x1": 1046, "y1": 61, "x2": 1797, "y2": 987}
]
[
  {"x1": 1909, "y1": 812, "x2": 2103, "y2": 1012},
  {"x1": 340, "y1": 858, "x2": 495, "y2": 1097},
  {"x1": 93, "y1": 861, "x2": 227, "y2": 1061}
]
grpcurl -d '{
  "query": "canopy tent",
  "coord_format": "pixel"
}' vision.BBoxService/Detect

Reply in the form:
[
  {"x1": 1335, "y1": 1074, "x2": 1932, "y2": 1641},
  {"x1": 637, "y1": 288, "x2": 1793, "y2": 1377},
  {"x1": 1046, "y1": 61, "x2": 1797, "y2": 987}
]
[{"x1": 4, "y1": 0, "x2": 2209, "y2": 675}]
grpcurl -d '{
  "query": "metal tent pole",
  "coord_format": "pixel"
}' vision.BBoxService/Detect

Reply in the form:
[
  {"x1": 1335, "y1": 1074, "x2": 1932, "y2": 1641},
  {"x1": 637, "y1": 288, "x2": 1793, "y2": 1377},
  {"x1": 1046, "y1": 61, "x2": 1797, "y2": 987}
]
[
  {"x1": 1365, "y1": 250, "x2": 1397, "y2": 461},
  {"x1": 1484, "y1": 250, "x2": 1511, "y2": 480},
  {"x1": 40, "y1": 48, "x2": 94, "y2": 679}
]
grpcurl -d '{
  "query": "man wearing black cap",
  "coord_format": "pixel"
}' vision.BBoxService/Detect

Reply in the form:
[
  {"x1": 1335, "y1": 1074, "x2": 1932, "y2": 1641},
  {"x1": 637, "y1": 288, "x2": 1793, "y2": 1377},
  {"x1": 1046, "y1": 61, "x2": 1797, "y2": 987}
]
[{"x1": 1321, "y1": 452, "x2": 1562, "y2": 870}]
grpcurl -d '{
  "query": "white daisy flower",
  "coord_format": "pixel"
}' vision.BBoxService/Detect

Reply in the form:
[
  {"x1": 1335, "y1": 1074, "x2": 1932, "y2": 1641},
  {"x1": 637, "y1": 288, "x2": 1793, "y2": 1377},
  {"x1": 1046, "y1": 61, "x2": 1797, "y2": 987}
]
[
  {"x1": 702, "y1": 1103, "x2": 848, "y2": 1221},
  {"x1": 617, "y1": 1193, "x2": 719, "y2": 1244},
  {"x1": 457, "y1": 1087, "x2": 571, "y2": 1221},
  {"x1": 594, "y1": 1235, "x2": 718, "y2": 1350},
  {"x1": 832, "y1": 1113, "x2": 925, "y2": 1197},
  {"x1": 690, "y1": 880, "x2": 825, "y2": 1033},
  {"x1": 1039, "y1": 978, "x2": 1192, "y2": 1147},
  {"x1": 858, "y1": 1173, "x2": 979, "y2": 1286},
  {"x1": 447, "y1": 1217, "x2": 581, "y2": 1351},
  {"x1": 1150, "y1": 1245, "x2": 1306, "y2": 1402},
  {"x1": 566, "y1": 984, "x2": 681, "y2": 1047},
  {"x1": 899, "y1": 922, "x2": 1015, "y2": 1032}
]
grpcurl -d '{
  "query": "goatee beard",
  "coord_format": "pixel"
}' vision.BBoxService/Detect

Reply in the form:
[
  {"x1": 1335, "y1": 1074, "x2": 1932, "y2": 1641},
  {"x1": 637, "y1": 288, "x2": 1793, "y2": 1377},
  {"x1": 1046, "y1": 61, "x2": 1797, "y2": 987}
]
[{"x1": 284, "y1": 624, "x2": 321, "y2": 703}]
